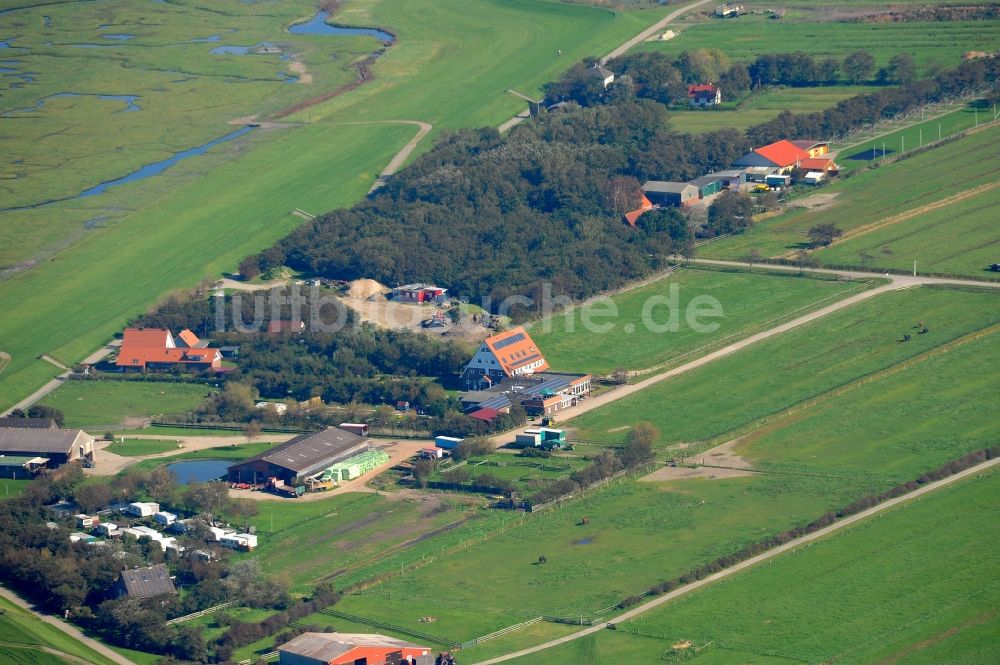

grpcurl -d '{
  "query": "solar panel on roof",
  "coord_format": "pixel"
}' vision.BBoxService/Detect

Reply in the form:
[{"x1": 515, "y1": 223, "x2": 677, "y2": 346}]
[{"x1": 493, "y1": 332, "x2": 526, "y2": 350}]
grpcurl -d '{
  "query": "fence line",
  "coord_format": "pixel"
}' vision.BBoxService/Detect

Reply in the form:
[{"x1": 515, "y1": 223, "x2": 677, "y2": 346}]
[
  {"x1": 165, "y1": 601, "x2": 234, "y2": 625},
  {"x1": 319, "y1": 608, "x2": 461, "y2": 649},
  {"x1": 461, "y1": 616, "x2": 544, "y2": 649}
]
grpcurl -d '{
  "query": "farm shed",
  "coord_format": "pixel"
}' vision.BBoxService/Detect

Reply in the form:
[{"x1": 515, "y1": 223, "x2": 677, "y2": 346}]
[
  {"x1": 0, "y1": 455, "x2": 49, "y2": 477},
  {"x1": 0, "y1": 427, "x2": 94, "y2": 467},
  {"x1": 765, "y1": 174, "x2": 792, "y2": 188},
  {"x1": 588, "y1": 64, "x2": 615, "y2": 88},
  {"x1": 392, "y1": 284, "x2": 448, "y2": 304},
  {"x1": 688, "y1": 174, "x2": 728, "y2": 199},
  {"x1": 112, "y1": 563, "x2": 176, "y2": 599},
  {"x1": 0, "y1": 417, "x2": 57, "y2": 429},
  {"x1": 734, "y1": 140, "x2": 809, "y2": 172},
  {"x1": 278, "y1": 632, "x2": 432, "y2": 665},
  {"x1": 227, "y1": 427, "x2": 370, "y2": 486},
  {"x1": 126, "y1": 502, "x2": 160, "y2": 517},
  {"x1": 642, "y1": 181, "x2": 698, "y2": 207},
  {"x1": 803, "y1": 171, "x2": 826, "y2": 185}
]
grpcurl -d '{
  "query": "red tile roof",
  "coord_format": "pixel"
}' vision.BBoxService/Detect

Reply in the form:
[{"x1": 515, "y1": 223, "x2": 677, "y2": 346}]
[
  {"x1": 117, "y1": 328, "x2": 221, "y2": 369},
  {"x1": 469, "y1": 408, "x2": 500, "y2": 422},
  {"x1": 799, "y1": 157, "x2": 838, "y2": 171},
  {"x1": 483, "y1": 326, "x2": 549, "y2": 377},
  {"x1": 176, "y1": 329, "x2": 201, "y2": 347},
  {"x1": 687, "y1": 84, "x2": 716, "y2": 95},
  {"x1": 623, "y1": 194, "x2": 654, "y2": 228},
  {"x1": 267, "y1": 320, "x2": 305, "y2": 333},
  {"x1": 754, "y1": 140, "x2": 810, "y2": 168}
]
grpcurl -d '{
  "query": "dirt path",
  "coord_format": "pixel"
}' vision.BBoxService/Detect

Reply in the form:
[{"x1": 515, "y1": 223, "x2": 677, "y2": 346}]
[
  {"x1": 0, "y1": 586, "x2": 135, "y2": 665},
  {"x1": 289, "y1": 59, "x2": 313, "y2": 84},
  {"x1": 641, "y1": 438, "x2": 755, "y2": 482},
  {"x1": 474, "y1": 456, "x2": 1000, "y2": 664},
  {"x1": 40, "y1": 354, "x2": 69, "y2": 370},
  {"x1": 490, "y1": 280, "x2": 899, "y2": 447},
  {"x1": 2, "y1": 341, "x2": 120, "y2": 417},
  {"x1": 499, "y1": 0, "x2": 712, "y2": 132},
  {"x1": 216, "y1": 277, "x2": 290, "y2": 292},
  {"x1": 0, "y1": 351, "x2": 9, "y2": 375}
]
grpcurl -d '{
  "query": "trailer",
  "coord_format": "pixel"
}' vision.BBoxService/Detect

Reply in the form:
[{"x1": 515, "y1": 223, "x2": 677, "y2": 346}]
[
  {"x1": 338, "y1": 422, "x2": 369, "y2": 437},
  {"x1": 267, "y1": 477, "x2": 305, "y2": 498},
  {"x1": 434, "y1": 436, "x2": 463, "y2": 450},
  {"x1": 515, "y1": 429, "x2": 542, "y2": 447}
]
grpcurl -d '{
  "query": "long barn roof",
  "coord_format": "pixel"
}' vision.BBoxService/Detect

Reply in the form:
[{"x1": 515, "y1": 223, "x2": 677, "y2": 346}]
[{"x1": 230, "y1": 427, "x2": 369, "y2": 474}]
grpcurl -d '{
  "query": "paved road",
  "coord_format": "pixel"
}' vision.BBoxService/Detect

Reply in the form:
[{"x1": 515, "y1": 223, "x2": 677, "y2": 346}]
[
  {"x1": 1, "y1": 341, "x2": 120, "y2": 417},
  {"x1": 491, "y1": 279, "x2": 898, "y2": 446},
  {"x1": 686, "y1": 258, "x2": 1000, "y2": 290},
  {"x1": 0, "y1": 586, "x2": 135, "y2": 665},
  {"x1": 600, "y1": 0, "x2": 714, "y2": 64},
  {"x1": 499, "y1": 0, "x2": 712, "y2": 132},
  {"x1": 474, "y1": 456, "x2": 1000, "y2": 664}
]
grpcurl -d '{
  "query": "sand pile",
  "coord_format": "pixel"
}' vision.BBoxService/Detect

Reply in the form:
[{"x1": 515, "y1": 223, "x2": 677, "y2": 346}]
[{"x1": 346, "y1": 278, "x2": 390, "y2": 299}]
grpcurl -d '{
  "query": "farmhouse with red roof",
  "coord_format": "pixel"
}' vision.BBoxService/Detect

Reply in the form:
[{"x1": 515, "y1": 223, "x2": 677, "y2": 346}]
[
  {"x1": 461, "y1": 326, "x2": 549, "y2": 389},
  {"x1": 116, "y1": 328, "x2": 222, "y2": 372},
  {"x1": 687, "y1": 83, "x2": 721, "y2": 107},
  {"x1": 734, "y1": 139, "x2": 810, "y2": 172}
]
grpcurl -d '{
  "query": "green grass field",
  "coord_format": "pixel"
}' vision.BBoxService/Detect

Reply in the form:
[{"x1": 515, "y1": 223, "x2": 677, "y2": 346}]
[
  {"x1": 815, "y1": 183, "x2": 1000, "y2": 278},
  {"x1": 511, "y1": 468, "x2": 1000, "y2": 665},
  {"x1": 698, "y1": 123, "x2": 1000, "y2": 268},
  {"x1": 333, "y1": 475, "x2": 865, "y2": 643},
  {"x1": 245, "y1": 491, "x2": 483, "y2": 592},
  {"x1": 570, "y1": 286, "x2": 1000, "y2": 448},
  {"x1": 0, "y1": 0, "x2": 662, "y2": 412},
  {"x1": 669, "y1": 86, "x2": 873, "y2": 134},
  {"x1": 106, "y1": 438, "x2": 180, "y2": 457},
  {"x1": 37, "y1": 380, "x2": 211, "y2": 429},
  {"x1": 0, "y1": 594, "x2": 118, "y2": 665},
  {"x1": 529, "y1": 267, "x2": 865, "y2": 375},
  {"x1": 640, "y1": 12, "x2": 1000, "y2": 75},
  {"x1": 836, "y1": 104, "x2": 994, "y2": 164},
  {"x1": 0, "y1": 0, "x2": 367, "y2": 263}
]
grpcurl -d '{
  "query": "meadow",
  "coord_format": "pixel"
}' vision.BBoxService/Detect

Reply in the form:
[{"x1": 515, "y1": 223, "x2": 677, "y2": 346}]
[
  {"x1": 0, "y1": 0, "x2": 661, "y2": 412},
  {"x1": 640, "y1": 11, "x2": 1000, "y2": 75},
  {"x1": 529, "y1": 266, "x2": 865, "y2": 375},
  {"x1": 668, "y1": 86, "x2": 872, "y2": 134},
  {"x1": 570, "y1": 286, "x2": 1000, "y2": 447},
  {"x1": 836, "y1": 104, "x2": 995, "y2": 164},
  {"x1": 505, "y1": 469, "x2": 1000, "y2": 665},
  {"x1": 698, "y1": 123, "x2": 1000, "y2": 265},
  {"x1": 815, "y1": 183, "x2": 1000, "y2": 278},
  {"x1": 37, "y1": 380, "x2": 212, "y2": 429},
  {"x1": 0, "y1": 593, "x2": 118, "y2": 665}
]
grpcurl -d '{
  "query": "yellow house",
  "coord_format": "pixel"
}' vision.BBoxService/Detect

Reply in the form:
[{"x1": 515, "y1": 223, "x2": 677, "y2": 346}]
[{"x1": 791, "y1": 140, "x2": 829, "y2": 157}]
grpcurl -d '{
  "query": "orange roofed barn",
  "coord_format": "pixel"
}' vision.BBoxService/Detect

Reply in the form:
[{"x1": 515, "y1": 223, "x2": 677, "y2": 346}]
[
  {"x1": 278, "y1": 632, "x2": 433, "y2": 665},
  {"x1": 734, "y1": 139, "x2": 809, "y2": 172},
  {"x1": 116, "y1": 328, "x2": 221, "y2": 372},
  {"x1": 461, "y1": 326, "x2": 549, "y2": 389}
]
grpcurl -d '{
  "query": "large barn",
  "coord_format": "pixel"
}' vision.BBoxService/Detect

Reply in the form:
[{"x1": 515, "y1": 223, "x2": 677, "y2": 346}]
[
  {"x1": 278, "y1": 632, "x2": 432, "y2": 665},
  {"x1": 227, "y1": 427, "x2": 370, "y2": 486},
  {"x1": 0, "y1": 427, "x2": 95, "y2": 468}
]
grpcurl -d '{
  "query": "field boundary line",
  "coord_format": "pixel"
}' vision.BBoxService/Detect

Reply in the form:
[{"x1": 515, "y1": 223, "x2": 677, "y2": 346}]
[
  {"x1": 679, "y1": 320, "x2": 1000, "y2": 458},
  {"x1": 472, "y1": 458, "x2": 1000, "y2": 664},
  {"x1": 780, "y1": 179, "x2": 1000, "y2": 259}
]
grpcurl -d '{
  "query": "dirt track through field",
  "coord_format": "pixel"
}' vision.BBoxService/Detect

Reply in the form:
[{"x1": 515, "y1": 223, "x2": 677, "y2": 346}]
[
  {"x1": 0, "y1": 586, "x2": 134, "y2": 665},
  {"x1": 474, "y1": 456, "x2": 1000, "y2": 664},
  {"x1": 782, "y1": 180, "x2": 1000, "y2": 258}
]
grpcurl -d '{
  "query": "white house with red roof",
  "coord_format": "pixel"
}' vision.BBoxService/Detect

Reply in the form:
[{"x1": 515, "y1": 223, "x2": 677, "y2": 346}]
[
  {"x1": 116, "y1": 328, "x2": 221, "y2": 372},
  {"x1": 461, "y1": 326, "x2": 549, "y2": 390},
  {"x1": 688, "y1": 83, "x2": 721, "y2": 107}
]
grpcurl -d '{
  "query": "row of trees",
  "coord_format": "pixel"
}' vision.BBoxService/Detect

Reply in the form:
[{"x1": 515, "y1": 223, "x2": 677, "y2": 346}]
[{"x1": 547, "y1": 49, "x2": 920, "y2": 110}]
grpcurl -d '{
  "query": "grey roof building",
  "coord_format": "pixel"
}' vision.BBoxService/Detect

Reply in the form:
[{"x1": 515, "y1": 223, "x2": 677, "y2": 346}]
[
  {"x1": 113, "y1": 564, "x2": 176, "y2": 599},
  {"x1": 227, "y1": 427, "x2": 370, "y2": 485},
  {"x1": 642, "y1": 181, "x2": 699, "y2": 206},
  {"x1": 0, "y1": 428, "x2": 94, "y2": 466}
]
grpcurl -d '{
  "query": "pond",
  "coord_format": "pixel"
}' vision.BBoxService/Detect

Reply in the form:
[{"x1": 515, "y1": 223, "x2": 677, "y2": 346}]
[
  {"x1": 288, "y1": 10, "x2": 395, "y2": 43},
  {"x1": 210, "y1": 41, "x2": 276, "y2": 55},
  {"x1": 166, "y1": 459, "x2": 231, "y2": 485}
]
